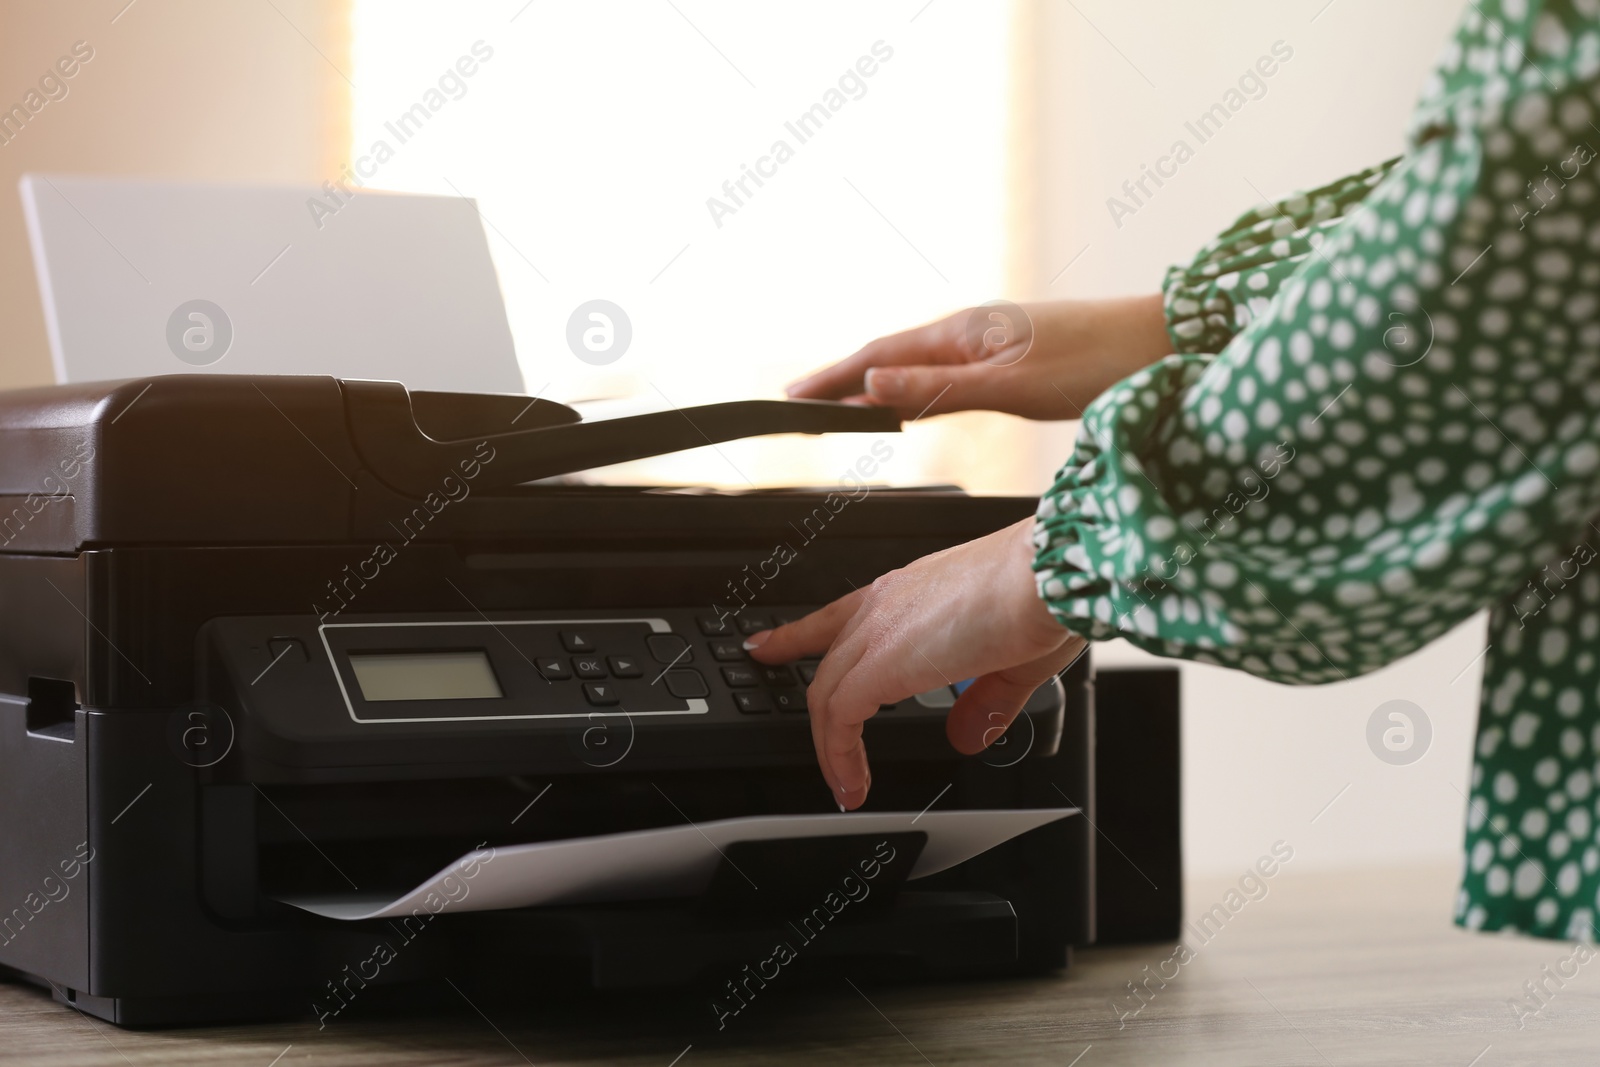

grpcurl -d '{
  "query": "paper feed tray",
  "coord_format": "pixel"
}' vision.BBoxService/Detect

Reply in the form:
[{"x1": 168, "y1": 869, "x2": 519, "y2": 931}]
[{"x1": 278, "y1": 808, "x2": 1078, "y2": 921}]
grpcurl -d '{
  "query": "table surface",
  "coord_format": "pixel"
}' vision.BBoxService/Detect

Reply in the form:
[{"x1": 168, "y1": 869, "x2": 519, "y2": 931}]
[{"x1": 2, "y1": 862, "x2": 1595, "y2": 1066}]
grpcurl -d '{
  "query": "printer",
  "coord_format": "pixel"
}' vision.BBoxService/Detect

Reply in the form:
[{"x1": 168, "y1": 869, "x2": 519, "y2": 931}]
[{"x1": 0, "y1": 374, "x2": 1180, "y2": 1026}]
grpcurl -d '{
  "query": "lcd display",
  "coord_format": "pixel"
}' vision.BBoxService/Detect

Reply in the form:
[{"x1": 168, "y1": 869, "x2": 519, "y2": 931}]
[{"x1": 348, "y1": 651, "x2": 503, "y2": 702}]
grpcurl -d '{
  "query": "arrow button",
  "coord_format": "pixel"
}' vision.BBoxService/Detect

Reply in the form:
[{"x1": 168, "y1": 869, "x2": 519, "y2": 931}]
[
  {"x1": 608, "y1": 655, "x2": 643, "y2": 678},
  {"x1": 537, "y1": 659, "x2": 571, "y2": 681},
  {"x1": 584, "y1": 682, "x2": 619, "y2": 706},
  {"x1": 560, "y1": 631, "x2": 596, "y2": 653}
]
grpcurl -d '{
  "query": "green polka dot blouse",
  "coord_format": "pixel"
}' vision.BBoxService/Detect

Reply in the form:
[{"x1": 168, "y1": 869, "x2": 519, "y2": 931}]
[{"x1": 1032, "y1": 0, "x2": 1600, "y2": 940}]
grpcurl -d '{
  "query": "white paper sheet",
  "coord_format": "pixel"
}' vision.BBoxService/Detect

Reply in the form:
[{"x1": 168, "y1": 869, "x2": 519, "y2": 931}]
[
  {"x1": 21, "y1": 176, "x2": 525, "y2": 394},
  {"x1": 279, "y1": 808, "x2": 1077, "y2": 921}
]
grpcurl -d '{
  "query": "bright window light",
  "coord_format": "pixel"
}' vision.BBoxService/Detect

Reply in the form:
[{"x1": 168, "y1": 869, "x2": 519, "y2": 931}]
[{"x1": 350, "y1": 0, "x2": 1014, "y2": 490}]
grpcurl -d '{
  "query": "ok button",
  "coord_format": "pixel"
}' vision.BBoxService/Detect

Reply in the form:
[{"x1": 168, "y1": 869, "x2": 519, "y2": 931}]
[{"x1": 573, "y1": 657, "x2": 606, "y2": 679}]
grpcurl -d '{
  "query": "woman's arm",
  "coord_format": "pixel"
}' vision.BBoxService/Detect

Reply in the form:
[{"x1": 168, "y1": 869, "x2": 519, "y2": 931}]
[
  {"x1": 785, "y1": 294, "x2": 1173, "y2": 420},
  {"x1": 754, "y1": 0, "x2": 1600, "y2": 807},
  {"x1": 786, "y1": 159, "x2": 1399, "y2": 426},
  {"x1": 753, "y1": 163, "x2": 1413, "y2": 807}
]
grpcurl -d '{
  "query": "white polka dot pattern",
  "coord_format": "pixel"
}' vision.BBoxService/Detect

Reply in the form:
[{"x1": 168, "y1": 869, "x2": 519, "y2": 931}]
[{"x1": 1033, "y1": 0, "x2": 1600, "y2": 941}]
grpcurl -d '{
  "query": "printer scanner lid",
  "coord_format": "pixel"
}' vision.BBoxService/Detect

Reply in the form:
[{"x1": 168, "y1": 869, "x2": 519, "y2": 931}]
[{"x1": 0, "y1": 374, "x2": 912, "y2": 552}]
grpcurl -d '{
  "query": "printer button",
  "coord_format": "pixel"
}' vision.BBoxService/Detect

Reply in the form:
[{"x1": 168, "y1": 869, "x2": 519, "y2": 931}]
[
  {"x1": 647, "y1": 634, "x2": 693, "y2": 664},
  {"x1": 721, "y1": 666, "x2": 759, "y2": 688},
  {"x1": 583, "y1": 682, "x2": 620, "y2": 706},
  {"x1": 797, "y1": 662, "x2": 819, "y2": 685},
  {"x1": 736, "y1": 615, "x2": 771, "y2": 635},
  {"x1": 664, "y1": 669, "x2": 709, "y2": 699},
  {"x1": 537, "y1": 658, "x2": 571, "y2": 681},
  {"x1": 572, "y1": 657, "x2": 607, "y2": 679},
  {"x1": 734, "y1": 691, "x2": 771, "y2": 714},
  {"x1": 758, "y1": 665, "x2": 795, "y2": 687},
  {"x1": 696, "y1": 615, "x2": 733, "y2": 636},
  {"x1": 771, "y1": 688, "x2": 807, "y2": 714},
  {"x1": 560, "y1": 630, "x2": 596, "y2": 653},
  {"x1": 707, "y1": 639, "x2": 746, "y2": 662},
  {"x1": 267, "y1": 637, "x2": 307, "y2": 664},
  {"x1": 608, "y1": 655, "x2": 643, "y2": 678}
]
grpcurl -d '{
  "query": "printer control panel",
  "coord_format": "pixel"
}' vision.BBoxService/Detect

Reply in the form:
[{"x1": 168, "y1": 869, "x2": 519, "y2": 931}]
[
  {"x1": 202, "y1": 608, "x2": 1065, "y2": 774},
  {"x1": 321, "y1": 615, "x2": 719, "y2": 724}
]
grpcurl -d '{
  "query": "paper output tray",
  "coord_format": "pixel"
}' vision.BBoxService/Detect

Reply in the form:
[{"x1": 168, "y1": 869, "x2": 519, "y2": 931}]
[
  {"x1": 279, "y1": 808, "x2": 1077, "y2": 921},
  {"x1": 342, "y1": 379, "x2": 904, "y2": 494}
]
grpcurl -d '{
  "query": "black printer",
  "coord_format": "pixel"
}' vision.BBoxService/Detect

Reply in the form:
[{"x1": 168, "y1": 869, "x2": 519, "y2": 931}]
[{"x1": 0, "y1": 374, "x2": 1180, "y2": 1026}]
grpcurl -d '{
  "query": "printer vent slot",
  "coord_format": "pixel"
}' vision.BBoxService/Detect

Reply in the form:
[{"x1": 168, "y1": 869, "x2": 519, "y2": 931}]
[{"x1": 26, "y1": 676, "x2": 77, "y2": 740}]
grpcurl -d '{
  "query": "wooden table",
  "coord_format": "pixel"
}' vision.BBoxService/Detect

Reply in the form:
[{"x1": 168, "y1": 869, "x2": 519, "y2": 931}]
[{"x1": 2, "y1": 863, "x2": 1593, "y2": 1065}]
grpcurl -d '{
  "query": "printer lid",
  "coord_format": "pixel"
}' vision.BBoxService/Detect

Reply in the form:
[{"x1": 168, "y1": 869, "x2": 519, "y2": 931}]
[{"x1": 0, "y1": 374, "x2": 905, "y2": 552}]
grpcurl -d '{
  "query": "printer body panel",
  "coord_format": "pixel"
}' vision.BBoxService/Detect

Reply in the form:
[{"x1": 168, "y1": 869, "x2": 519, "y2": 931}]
[{"x1": 0, "y1": 694, "x2": 90, "y2": 995}]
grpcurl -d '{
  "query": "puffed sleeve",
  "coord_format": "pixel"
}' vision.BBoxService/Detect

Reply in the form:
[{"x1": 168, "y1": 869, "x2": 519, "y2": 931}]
[
  {"x1": 1033, "y1": 0, "x2": 1600, "y2": 685},
  {"x1": 1164, "y1": 159, "x2": 1399, "y2": 355}
]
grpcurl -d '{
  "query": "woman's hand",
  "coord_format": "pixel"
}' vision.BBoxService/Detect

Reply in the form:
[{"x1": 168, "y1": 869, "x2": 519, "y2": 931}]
[
  {"x1": 745, "y1": 518, "x2": 1087, "y2": 810},
  {"x1": 785, "y1": 294, "x2": 1171, "y2": 420}
]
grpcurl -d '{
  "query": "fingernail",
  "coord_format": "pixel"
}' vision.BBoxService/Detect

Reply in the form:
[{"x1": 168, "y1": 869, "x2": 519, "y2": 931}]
[
  {"x1": 837, "y1": 801, "x2": 846, "y2": 813},
  {"x1": 865, "y1": 367, "x2": 904, "y2": 401},
  {"x1": 742, "y1": 631, "x2": 771, "y2": 651}
]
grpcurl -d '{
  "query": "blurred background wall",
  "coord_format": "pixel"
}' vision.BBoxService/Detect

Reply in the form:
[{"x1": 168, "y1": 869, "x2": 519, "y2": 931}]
[
  {"x1": 0, "y1": 0, "x2": 348, "y2": 389},
  {"x1": 0, "y1": 0, "x2": 1482, "y2": 878}
]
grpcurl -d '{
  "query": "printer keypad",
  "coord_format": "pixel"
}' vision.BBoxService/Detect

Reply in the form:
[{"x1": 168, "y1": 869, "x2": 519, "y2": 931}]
[
  {"x1": 541, "y1": 611, "x2": 837, "y2": 720},
  {"x1": 548, "y1": 620, "x2": 828, "y2": 713},
  {"x1": 701, "y1": 614, "x2": 829, "y2": 715},
  {"x1": 527, "y1": 627, "x2": 710, "y2": 711}
]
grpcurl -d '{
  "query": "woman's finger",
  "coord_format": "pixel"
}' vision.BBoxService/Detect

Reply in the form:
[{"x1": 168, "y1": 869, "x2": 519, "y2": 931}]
[
  {"x1": 785, "y1": 317, "x2": 957, "y2": 400},
  {"x1": 803, "y1": 610, "x2": 877, "y2": 809},
  {"x1": 748, "y1": 587, "x2": 887, "y2": 807},
  {"x1": 810, "y1": 587, "x2": 954, "y2": 809},
  {"x1": 944, "y1": 638, "x2": 1086, "y2": 755},
  {"x1": 812, "y1": 649, "x2": 893, "y2": 809},
  {"x1": 797, "y1": 587, "x2": 899, "y2": 807},
  {"x1": 822, "y1": 711, "x2": 872, "y2": 810},
  {"x1": 864, "y1": 362, "x2": 1014, "y2": 418},
  {"x1": 744, "y1": 589, "x2": 864, "y2": 663}
]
